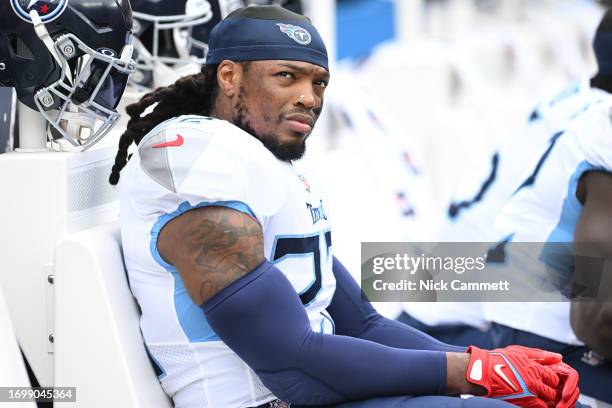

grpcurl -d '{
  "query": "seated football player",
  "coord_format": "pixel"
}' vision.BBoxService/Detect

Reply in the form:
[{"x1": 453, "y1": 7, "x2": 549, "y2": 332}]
[{"x1": 109, "y1": 5, "x2": 580, "y2": 408}]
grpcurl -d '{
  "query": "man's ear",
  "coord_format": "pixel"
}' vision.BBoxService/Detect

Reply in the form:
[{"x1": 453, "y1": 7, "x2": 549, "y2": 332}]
[{"x1": 217, "y1": 60, "x2": 243, "y2": 98}]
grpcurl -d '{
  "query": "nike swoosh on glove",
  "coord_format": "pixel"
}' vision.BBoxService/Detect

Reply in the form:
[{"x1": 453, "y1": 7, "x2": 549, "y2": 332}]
[{"x1": 466, "y1": 345, "x2": 561, "y2": 408}]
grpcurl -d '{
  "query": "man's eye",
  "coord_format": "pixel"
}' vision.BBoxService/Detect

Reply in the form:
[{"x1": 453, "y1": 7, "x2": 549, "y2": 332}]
[
  {"x1": 277, "y1": 72, "x2": 294, "y2": 79},
  {"x1": 314, "y1": 79, "x2": 328, "y2": 88}
]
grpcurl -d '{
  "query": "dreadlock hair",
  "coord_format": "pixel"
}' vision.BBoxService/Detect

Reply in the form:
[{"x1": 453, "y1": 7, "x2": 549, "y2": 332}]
[
  {"x1": 591, "y1": 8, "x2": 612, "y2": 93},
  {"x1": 108, "y1": 64, "x2": 220, "y2": 185}
]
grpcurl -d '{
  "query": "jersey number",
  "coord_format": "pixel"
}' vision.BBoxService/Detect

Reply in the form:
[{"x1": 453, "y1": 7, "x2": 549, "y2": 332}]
[
  {"x1": 272, "y1": 231, "x2": 332, "y2": 305},
  {"x1": 448, "y1": 152, "x2": 499, "y2": 219},
  {"x1": 514, "y1": 130, "x2": 564, "y2": 194}
]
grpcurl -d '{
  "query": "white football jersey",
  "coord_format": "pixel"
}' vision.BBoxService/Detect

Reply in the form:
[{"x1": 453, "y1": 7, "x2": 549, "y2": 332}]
[
  {"x1": 119, "y1": 116, "x2": 336, "y2": 408},
  {"x1": 484, "y1": 98, "x2": 612, "y2": 345},
  {"x1": 445, "y1": 79, "x2": 609, "y2": 242},
  {"x1": 405, "y1": 81, "x2": 609, "y2": 329}
]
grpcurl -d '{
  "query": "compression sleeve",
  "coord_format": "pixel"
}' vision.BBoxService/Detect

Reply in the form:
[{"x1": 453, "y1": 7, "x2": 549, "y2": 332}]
[
  {"x1": 328, "y1": 257, "x2": 466, "y2": 353},
  {"x1": 201, "y1": 261, "x2": 447, "y2": 406}
]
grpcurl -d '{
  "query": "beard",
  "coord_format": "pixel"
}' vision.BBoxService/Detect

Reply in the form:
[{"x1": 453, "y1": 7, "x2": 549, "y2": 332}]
[
  {"x1": 231, "y1": 88, "x2": 309, "y2": 162},
  {"x1": 234, "y1": 117, "x2": 307, "y2": 162}
]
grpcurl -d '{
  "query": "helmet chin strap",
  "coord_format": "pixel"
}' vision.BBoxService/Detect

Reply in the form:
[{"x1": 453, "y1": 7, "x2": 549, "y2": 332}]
[
  {"x1": 29, "y1": 10, "x2": 63, "y2": 67},
  {"x1": 119, "y1": 43, "x2": 134, "y2": 64}
]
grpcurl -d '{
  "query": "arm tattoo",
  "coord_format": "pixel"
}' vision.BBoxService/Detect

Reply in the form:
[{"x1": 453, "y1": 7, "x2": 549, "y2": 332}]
[{"x1": 180, "y1": 206, "x2": 264, "y2": 304}]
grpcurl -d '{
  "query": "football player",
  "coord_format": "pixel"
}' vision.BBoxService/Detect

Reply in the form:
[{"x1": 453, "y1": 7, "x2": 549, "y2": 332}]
[
  {"x1": 400, "y1": 8, "x2": 612, "y2": 357},
  {"x1": 110, "y1": 6, "x2": 580, "y2": 408}
]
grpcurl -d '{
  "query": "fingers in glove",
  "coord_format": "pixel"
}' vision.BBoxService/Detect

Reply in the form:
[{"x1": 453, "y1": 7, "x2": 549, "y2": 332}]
[
  {"x1": 506, "y1": 346, "x2": 562, "y2": 365},
  {"x1": 535, "y1": 364, "x2": 561, "y2": 390},
  {"x1": 533, "y1": 380, "x2": 558, "y2": 403},
  {"x1": 557, "y1": 386, "x2": 579, "y2": 408},
  {"x1": 559, "y1": 365, "x2": 579, "y2": 404},
  {"x1": 537, "y1": 351, "x2": 563, "y2": 366}
]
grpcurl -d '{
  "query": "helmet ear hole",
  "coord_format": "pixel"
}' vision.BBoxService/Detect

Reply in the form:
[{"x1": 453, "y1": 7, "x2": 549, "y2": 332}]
[
  {"x1": 7, "y1": 35, "x2": 34, "y2": 60},
  {"x1": 15, "y1": 37, "x2": 34, "y2": 59}
]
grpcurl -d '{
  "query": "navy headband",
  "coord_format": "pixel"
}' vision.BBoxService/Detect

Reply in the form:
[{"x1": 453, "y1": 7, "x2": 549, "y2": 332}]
[
  {"x1": 206, "y1": 15, "x2": 329, "y2": 71},
  {"x1": 594, "y1": 32, "x2": 612, "y2": 75}
]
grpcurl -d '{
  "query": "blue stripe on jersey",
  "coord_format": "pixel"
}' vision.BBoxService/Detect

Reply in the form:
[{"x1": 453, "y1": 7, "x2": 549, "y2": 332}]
[
  {"x1": 543, "y1": 161, "x2": 597, "y2": 244},
  {"x1": 514, "y1": 131, "x2": 565, "y2": 194},
  {"x1": 539, "y1": 161, "x2": 605, "y2": 294},
  {"x1": 486, "y1": 234, "x2": 513, "y2": 265},
  {"x1": 528, "y1": 109, "x2": 541, "y2": 123},
  {"x1": 149, "y1": 200, "x2": 256, "y2": 342},
  {"x1": 448, "y1": 152, "x2": 499, "y2": 219},
  {"x1": 547, "y1": 81, "x2": 581, "y2": 108}
]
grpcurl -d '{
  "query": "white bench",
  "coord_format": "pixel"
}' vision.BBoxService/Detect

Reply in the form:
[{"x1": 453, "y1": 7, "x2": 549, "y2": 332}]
[{"x1": 54, "y1": 222, "x2": 172, "y2": 408}]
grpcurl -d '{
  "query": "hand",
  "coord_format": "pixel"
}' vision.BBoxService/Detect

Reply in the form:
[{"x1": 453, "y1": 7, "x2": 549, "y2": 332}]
[
  {"x1": 502, "y1": 345, "x2": 562, "y2": 366},
  {"x1": 549, "y1": 362, "x2": 580, "y2": 408},
  {"x1": 466, "y1": 345, "x2": 561, "y2": 407},
  {"x1": 504, "y1": 346, "x2": 580, "y2": 408}
]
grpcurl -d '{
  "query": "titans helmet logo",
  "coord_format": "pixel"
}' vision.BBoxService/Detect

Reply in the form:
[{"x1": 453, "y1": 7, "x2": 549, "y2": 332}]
[
  {"x1": 11, "y1": 0, "x2": 68, "y2": 23},
  {"x1": 276, "y1": 23, "x2": 312, "y2": 46}
]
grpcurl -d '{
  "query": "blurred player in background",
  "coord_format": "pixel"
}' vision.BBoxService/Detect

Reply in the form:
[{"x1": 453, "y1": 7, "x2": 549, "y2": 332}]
[
  {"x1": 401, "y1": 9, "x2": 612, "y2": 404},
  {"x1": 399, "y1": 7, "x2": 612, "y2": 350},
  {"x1": 481, "y1": 96, "x2": 612, "y2": 404}
]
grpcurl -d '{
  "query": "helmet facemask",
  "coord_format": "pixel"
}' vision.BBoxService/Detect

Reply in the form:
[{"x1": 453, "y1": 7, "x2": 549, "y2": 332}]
[
  {"x1": 130, "y1": 0, "x2": 212, "y2": 90},
  {"x1": 30, "y1": 11, "x2": 135, "y2": 151}
]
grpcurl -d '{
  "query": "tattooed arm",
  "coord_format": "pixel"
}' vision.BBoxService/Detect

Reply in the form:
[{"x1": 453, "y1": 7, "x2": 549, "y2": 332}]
[
  {"x1": 154, "y1": 205, "x2": 474, "y2": 405},
  {"x1": 157, "y1": 205, "x2": 265, "y2": 304}
]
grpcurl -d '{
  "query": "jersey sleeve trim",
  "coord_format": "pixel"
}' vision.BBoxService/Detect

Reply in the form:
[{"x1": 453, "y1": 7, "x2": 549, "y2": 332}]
[
  {"x1": 149, "y1": 200, "x2": 256, "y2": 270},
  {"x1": 544, "y1": 160, "x2": 608, "y2": 245},
  {"x1": 147, "y1": 199, "x2": 254, "y2": 343}
]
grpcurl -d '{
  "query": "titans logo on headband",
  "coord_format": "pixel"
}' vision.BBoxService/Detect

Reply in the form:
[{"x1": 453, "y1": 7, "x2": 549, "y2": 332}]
[
  {"x1": 11, "y1": 0, "x2": 69, "y2": 23},
  {"x1": 276, "y1": 23, "x2": 312, "y2": 45}
]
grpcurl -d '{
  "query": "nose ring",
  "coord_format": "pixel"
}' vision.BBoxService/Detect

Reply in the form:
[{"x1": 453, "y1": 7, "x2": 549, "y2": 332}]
[{"x1": 298, "y1": 95, "x2": 305, "y2": 102}]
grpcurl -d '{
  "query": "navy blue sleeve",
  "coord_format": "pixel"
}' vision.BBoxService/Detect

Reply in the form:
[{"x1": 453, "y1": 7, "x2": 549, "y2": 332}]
[
  {"x1": 201, "y1": 261, "x2": 448, "y2": 406},
  {"x1": 328, "y1": 257, "x2": 466, "y2": 353}
]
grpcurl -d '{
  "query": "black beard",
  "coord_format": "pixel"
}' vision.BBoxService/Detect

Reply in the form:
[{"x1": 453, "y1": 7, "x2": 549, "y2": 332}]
[{"x1": 231, "y1": 97, "x2": 307, "y2": 162}]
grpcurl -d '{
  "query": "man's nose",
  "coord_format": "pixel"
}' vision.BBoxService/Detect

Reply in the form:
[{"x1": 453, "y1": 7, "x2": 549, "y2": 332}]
[{"x1": 295, "y1": 89, "x2": 316, "y2": 109}]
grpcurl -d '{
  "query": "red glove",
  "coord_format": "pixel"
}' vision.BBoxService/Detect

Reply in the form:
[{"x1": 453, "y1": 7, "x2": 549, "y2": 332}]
[
  {"x1": 549, "y1": 362, "x2": 580, "y2": 408},
  {"x1": 466, "y1": 345, "x2": 561, "y2": 407},
  {"x1": 502, "y1": 345, "x2": 562, "y2": 366},
  {"x1": 503, "y1": 346, "x2": 580, "y2": 408}
]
